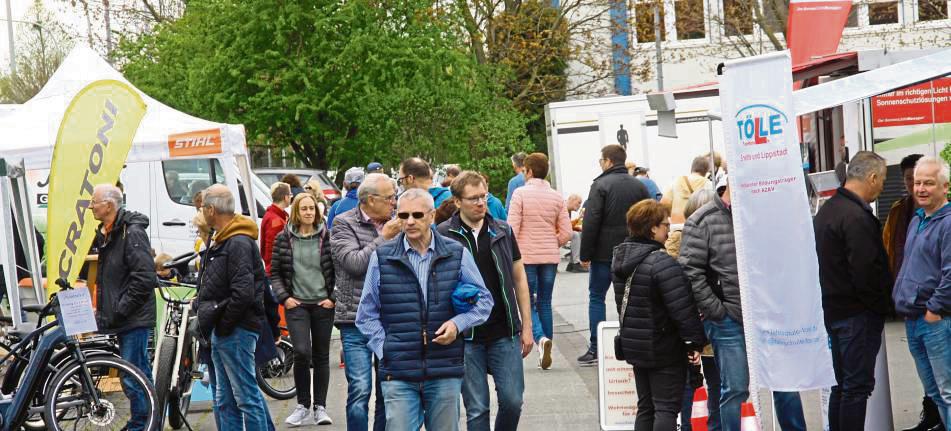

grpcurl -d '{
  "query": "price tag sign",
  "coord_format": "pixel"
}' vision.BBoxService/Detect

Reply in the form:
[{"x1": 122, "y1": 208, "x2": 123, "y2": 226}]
[{"x1": 57, "y1": 287, "x2": 98, "y2": 336}]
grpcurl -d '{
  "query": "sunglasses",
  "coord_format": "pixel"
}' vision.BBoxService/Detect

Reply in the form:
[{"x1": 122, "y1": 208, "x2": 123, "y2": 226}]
[{"x1": 397, "y1": 211, "x2": 428, "y2": 220}]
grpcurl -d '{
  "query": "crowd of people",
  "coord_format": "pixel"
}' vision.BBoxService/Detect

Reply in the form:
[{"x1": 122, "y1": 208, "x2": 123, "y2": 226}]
[{"x1": 6, "y1": 141, "x2": 946, "y2": 431}]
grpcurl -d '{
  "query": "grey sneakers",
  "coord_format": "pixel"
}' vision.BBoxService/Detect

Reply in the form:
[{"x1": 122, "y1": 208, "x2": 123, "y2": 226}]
[
  {"x1": 314, "y1": 406, "x2": 333, "y2": 425},
  {"x1": 285, "y1": 404, "x2": 311, "y2": 426},
  {"x1": 286, "y1": 404, "x2": 334, "y2": 426}
]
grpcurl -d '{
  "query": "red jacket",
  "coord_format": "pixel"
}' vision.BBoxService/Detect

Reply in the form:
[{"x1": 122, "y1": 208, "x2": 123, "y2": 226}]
[{"x1": 260, "y1": 204, "x2": 289, "y2": 275}]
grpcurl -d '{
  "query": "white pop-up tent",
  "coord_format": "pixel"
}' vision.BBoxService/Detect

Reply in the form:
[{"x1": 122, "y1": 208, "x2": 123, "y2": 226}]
[{"x1": 0, "y1": 45, "x2": 260, "y2": 311}]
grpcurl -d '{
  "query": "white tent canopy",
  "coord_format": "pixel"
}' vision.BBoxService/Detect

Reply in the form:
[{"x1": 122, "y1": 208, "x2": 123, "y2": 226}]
[{"x1": 0, "y1": 45, "x2": 248, "y2": 170}]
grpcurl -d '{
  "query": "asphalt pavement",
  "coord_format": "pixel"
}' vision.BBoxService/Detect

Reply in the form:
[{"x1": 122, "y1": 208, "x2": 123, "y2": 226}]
[{"x1": 174, "y1": 261, "x2": 925, "y2": 430}]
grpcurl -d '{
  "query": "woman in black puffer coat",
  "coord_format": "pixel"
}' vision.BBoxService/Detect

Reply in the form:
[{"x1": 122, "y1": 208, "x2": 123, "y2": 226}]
[
  {"x1": 270, "y1": 193, "x2": 336, "y2": 425},
  {"x1": 613, "y1": 199, "x2": 707, "y2": 431}
]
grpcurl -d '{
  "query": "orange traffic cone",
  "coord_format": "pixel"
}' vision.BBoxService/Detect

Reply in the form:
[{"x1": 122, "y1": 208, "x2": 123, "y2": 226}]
[
  {"x1": 690, "y1": 387, "x2": 709, "y2": 431},
  {"x1": 740, "y1": 402, "x2": 760, "y2": 431}
]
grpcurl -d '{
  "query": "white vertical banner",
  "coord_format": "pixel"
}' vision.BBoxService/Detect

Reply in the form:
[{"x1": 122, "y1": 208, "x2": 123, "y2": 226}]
[{"x1": 718, "y1": 51, "x2": 836, "y2": 393}]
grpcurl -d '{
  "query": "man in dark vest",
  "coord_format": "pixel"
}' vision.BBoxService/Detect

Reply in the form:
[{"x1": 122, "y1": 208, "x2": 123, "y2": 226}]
[
  {"x1": 356, "y1": 188, "x2": 493, "y2": 431},
  {"x1": 437, "y1": 171, "x2": 534, "y2": 431}
]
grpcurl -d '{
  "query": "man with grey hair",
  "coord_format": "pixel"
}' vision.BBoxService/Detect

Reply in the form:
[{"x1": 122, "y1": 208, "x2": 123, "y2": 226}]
[
  {"x1": 814, "y1": 151, "x2": 891, "y2": 430},
  {"x1": 357, "y1": 188, "x2": 493, "y2": 431},
  {"x1": 330, "y1": 172, "x2": 401, "y2": 431},
  {"x1": 894, "y1": 156, "x2": 951, "y2": 430},
  {"x1": 195, "y1": 184, "x2": 271, "y2": 429},
  {"x1": 565, "y1": 194, "x2": 586, "y2": 273},
  {"x1": 90, "y1": 184, "x2": 156, "y2": 431}
]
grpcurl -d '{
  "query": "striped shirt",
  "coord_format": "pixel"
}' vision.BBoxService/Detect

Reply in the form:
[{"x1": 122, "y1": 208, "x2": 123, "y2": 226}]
[{"x1": 355, "y1": 232, "x2": 492, "y2": 359}]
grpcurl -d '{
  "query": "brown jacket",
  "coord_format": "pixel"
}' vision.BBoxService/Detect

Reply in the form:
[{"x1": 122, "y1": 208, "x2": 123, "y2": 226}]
[{"x1": 882, "y1": 195, "x2": 916, "y2": 279}]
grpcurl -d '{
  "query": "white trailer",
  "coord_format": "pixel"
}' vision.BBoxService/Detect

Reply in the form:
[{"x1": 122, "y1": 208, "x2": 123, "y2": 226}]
[{"x1": 544, "y1": 91, "x2": 723, "y2": 201}]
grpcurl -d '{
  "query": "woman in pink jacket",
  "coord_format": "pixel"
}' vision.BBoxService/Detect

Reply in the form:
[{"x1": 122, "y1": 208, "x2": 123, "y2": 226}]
[{"x1": 508, "y1": 152, "x2": 572, "y2": 370}]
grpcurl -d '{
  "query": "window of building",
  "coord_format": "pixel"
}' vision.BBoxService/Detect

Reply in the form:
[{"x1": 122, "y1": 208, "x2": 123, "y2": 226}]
[
  {"x1": 723, "y1": 0, "x2": 753, "y2": 35},
  {"x1": 675, "y1": 0, "x2": 706, "y2": 39},
  {"x1": 636, "y1": 1, "x2": 667, "y2": 42},
  {"x1": 919, "y1": 0, "x2": 949, "y2": 20},
  {"x1": 845, "y1": 4, "x2": 859, "y2": 27},
  {"x1": 868, "y1": 1, "x2": 900, "y2": 24},
  {"x1": 760, "y1": 0, "x2": 786, "y2": 33}
]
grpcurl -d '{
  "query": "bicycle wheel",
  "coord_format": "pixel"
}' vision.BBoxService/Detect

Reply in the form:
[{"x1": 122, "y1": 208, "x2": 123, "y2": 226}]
[
  {"x1": 23, "y1": 348, "x2": 120, "y2": 430},
  {"x1": 152, "y1": 335, "x2": 177, "y2": 427},
  {"x1": 43, "y1": 356, "x2": 160, "y2": 431},
  {"x1": 256, "y1": 338, "x2": 296, "y2": 400},
  {"x1": 167, "y1": 335, "x2": 194, "y2": 430}
]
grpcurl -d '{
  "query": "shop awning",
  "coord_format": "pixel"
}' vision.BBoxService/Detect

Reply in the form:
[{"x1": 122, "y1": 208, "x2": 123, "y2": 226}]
[{"x1": 793, "y1": 49, "x2": 951, "y2": 116}]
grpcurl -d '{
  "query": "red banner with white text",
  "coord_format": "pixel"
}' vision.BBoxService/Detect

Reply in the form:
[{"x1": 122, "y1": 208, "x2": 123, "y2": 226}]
[
  {"x1": 786, "y1": 0, "x2": 852, "y2": 68},
  {"x1": 872, "y1": 77, "x2": 951, "y2": 127}
]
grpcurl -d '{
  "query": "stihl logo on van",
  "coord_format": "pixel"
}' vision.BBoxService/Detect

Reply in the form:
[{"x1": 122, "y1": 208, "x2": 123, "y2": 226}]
[{"x1": 168, "y1": 129, "x2": 222, "y2": 157}]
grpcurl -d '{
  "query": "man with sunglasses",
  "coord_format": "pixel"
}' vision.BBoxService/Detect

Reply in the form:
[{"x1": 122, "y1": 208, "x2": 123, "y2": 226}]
[
  {"x1": 330, "y1": 173, "x2": 401, "y2": 431},
  {"x1": 437, "y1": 171, "x2": 533, "y2": 431},
  {"x1": 357, "y1": 188, "x2": 494, "y2": 431}
]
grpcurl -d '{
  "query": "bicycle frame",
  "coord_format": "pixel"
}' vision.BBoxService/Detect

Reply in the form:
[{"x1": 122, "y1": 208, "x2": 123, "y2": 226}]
[
  {"x1": 0, "y1": 321, "x2": 77, "y2": 430},
  {"x1": 153, "y1": 282, "x2": 197, "y2": 398}
]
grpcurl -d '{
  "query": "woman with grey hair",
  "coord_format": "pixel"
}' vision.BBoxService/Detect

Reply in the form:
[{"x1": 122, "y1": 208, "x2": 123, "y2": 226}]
[
  {"x1": 665, "y1": 189, "x2": 716, "y2": 258},
  {"x1": 671, "y1": 186, "x2": 721, "y2": 431}
]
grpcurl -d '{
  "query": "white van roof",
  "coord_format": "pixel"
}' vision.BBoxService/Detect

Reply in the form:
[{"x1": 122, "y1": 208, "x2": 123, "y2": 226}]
[{"x1": 0, "y1": 45, "x2": 248, "y2": 170}]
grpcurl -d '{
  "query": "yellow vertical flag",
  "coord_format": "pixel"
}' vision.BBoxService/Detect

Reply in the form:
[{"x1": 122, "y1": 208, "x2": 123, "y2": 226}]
[{"x1": 46, "y1": 80, "x2": 147, "y2": 293}]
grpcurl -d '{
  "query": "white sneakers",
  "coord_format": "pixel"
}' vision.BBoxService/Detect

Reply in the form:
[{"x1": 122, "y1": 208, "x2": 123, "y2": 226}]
[
  {"x1": 285, "y1": 404, "x2": 334, "y2": 426},
  {"x1": 285, "y1": 404, "x2": 311, "y2": 426},
  {"x1": 314, "y1": 406, "x2": 333, "y2": 425},
  {"x1": 538, "y1": 337, "x2": 553, "y2": 370}
]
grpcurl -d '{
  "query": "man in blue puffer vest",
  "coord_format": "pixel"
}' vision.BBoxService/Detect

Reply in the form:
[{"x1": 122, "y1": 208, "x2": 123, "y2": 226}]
[{"x1": 356, "y1": 188, "x2": 494, "y2": 431}]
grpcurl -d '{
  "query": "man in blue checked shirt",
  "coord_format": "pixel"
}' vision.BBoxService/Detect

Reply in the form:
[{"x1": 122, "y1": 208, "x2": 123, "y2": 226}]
[{"x1": 356, "y1": 188, "x2": 493, "y2": 431}]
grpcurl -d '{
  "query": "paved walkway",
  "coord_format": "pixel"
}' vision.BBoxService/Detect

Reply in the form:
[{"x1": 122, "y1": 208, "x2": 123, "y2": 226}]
[{"x1": 174, "y1": 262, "x2": 925, "y2": 430}]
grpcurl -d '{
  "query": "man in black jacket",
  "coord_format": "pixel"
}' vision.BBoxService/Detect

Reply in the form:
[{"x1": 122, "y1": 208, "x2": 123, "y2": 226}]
[
  {"x1": 90, "y1": 184, "x2": 156, "y2": 431},
  {"x1": 814, "y1": 151, "x2": 892, "y2": 431},
  {"x1": 437, "y1": 171, "x2": 534, "y2": 431},
  {"x1": 578, "y1": 144, "x2": 650, "y2": 365},
  {"x1": 196, "y1": 184, "x2": 270, "y2": 429}
]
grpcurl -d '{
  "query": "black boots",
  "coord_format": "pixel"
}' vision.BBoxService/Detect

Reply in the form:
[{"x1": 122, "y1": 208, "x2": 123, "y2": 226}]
[{"x1": 903, "y1": 396, "x2": 946, "y2": 431}]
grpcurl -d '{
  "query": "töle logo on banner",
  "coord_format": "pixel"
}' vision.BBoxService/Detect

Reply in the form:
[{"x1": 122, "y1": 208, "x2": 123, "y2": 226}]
[{"x1": 735, "y1": 104, "x2": 788, "y2": 146}]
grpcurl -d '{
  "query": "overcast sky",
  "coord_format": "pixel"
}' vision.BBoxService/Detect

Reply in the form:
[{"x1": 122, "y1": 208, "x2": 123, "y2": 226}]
[{"x1": 0, "y1": 0, "x2": 129, "y2": 73}]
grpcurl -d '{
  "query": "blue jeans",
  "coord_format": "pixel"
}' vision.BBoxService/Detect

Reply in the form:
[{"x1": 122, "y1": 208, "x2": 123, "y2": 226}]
[
  {"x1": 117, "y1": 327, "x2": 153, "y2": 431},
  {"x1": 462, "y1": 337, "x2": 525, "y2": 431},
  {"x1": 827, "y1": 311, "x2": 884, "y2": 431},
  {"x1": 906, "y1": 315, "x2": 951, "y2": 428},
  {"x1": 703, "y1": 316, "x2": 805, "y2": 431},
  {"x1": 205, "y1": 363, "x2": 277, "y2": 431},
  {"x1": 702, "y1": 355, "x2": 722, "y2": 431},
  {"x1": 587, "y1": 261, "x2": 612, "y2": 352},
  {"x1": 340, "y1": 324, "x2": 386, "y2": 431},
  {"x1": 381, "y1": 377, "x2": 463, "y2": 431},
  {"x1": 525, "y1": 264, "x2": 557, "y2": 342},
  {"x1": 211, "y1": 327, "x2": 270, "y2": 430}
]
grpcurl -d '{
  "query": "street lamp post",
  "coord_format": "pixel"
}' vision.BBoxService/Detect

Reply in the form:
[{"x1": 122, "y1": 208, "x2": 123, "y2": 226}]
[
  {"x1": 4, "y1": 0, "x2": 14, "y2": 77},
  {"x1": 0, "y1": 15, "x2": 50, "y2": 78}
]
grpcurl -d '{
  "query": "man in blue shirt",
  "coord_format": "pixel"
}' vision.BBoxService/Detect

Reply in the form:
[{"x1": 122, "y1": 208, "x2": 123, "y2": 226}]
[
  {"x1": 633, "y1": 166, "x2": 663, "y2": 201},
  {"x1": 327, "y1": 167, "x2": 364, "y2": 229},
  {"x1": 357, "y1": 188, "x2": 493, "y2": 431},
  {"x1": 893, "y1": 156, "x2": 951, "y2": 430},
  {"x1": 506, "y1": 152, "x2": 527, "y2": 213}
]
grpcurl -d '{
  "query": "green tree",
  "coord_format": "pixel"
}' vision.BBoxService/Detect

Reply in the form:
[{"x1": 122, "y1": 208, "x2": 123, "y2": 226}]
[
  {"x1": 116, "y1": 0, "x2": 530, "y2": 195},
  {"x1": 455, "y1": 0, "x2": 575, "y2": 152}
]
